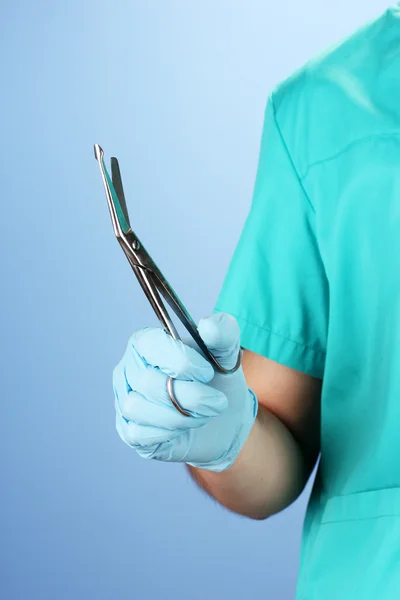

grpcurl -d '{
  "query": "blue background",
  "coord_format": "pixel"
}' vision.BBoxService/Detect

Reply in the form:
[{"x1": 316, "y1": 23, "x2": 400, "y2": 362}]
[{"x1": 0, "y1": 1, "x2": 390, "y2": 598}]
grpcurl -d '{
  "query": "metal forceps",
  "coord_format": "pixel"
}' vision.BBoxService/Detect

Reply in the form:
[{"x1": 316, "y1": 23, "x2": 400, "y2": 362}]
[{"x1": 94, "y1": 144, "x2": 241, "y2": 417}]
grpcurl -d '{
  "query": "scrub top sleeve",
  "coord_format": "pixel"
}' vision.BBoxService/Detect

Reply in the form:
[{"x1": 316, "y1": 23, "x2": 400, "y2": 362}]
[{"x1": 213, "y1": 95, "x2": 328, "y2": 379}]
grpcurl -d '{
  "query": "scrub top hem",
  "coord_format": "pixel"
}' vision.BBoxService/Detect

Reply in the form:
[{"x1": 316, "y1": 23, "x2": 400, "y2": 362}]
[{"x1": 213, "y1": 306, "x2": 325, "y2": 379}]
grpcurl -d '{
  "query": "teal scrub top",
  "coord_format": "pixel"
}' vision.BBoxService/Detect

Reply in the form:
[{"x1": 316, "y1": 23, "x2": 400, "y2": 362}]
[{"x1": 213, "y1": 5, "x2": 400, "y2": 599}]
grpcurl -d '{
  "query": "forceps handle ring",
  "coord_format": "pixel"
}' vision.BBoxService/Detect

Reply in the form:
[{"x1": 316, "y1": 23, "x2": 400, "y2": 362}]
[{"x1": 167, "y1": 377, "x2": 192, "y2": 417}]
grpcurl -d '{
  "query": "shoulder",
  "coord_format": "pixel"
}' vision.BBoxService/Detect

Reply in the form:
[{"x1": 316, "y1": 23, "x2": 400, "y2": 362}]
[{"x1": 269, "y1": 6, "x2": 400, "y2": 177}]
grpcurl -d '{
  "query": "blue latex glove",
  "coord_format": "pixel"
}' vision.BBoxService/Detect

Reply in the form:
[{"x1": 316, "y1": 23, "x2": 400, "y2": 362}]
[{"x1": 113, "y1": 312, "x2": 258, "y2": 472}]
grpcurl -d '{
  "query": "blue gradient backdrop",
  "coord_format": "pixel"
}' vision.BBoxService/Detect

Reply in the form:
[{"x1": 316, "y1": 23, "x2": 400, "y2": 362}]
[{"x1": 0, "y1": 1, "x2": 389, "y2": 599}]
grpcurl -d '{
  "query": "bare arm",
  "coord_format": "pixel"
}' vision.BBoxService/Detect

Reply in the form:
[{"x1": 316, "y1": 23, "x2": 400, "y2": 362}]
[{"x1": 187, "y1": 349, "x2": 321, "y2": 520}]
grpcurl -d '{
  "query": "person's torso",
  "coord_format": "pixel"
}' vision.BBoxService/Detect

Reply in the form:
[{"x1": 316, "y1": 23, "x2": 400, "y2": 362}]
[{"x1": 273, "y1": 6, "x2": 400, "y2": 598}]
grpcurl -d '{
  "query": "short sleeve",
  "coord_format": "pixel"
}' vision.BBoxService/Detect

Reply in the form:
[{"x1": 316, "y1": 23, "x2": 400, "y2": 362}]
[{"x1": 213, "y1": 95, "x2": 328, "y2": 379}]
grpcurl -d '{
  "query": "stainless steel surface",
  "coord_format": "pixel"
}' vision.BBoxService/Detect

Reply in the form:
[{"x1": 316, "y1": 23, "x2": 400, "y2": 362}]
[
  {"x1": 94, "y1": 143, "x2": 241, "y2": 415},
  {"x1": 167, "y1": 376, "x2": 191, "y2": 417}
]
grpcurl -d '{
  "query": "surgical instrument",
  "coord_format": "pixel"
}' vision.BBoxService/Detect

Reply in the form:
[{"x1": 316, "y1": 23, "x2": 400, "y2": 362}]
[{"x1": 94, "y1": 144, "x2": 241, "y2": 416}]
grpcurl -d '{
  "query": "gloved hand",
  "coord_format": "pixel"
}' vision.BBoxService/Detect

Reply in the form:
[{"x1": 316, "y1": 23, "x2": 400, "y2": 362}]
[{"x1": 113, "y1": 312, "x2": 258, "y2": 472}]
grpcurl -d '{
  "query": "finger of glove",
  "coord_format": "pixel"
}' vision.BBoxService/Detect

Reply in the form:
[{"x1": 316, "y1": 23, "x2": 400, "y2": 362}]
[
  {"x1": 134, "y1": 431, "x2": 195, "y2": 462},
  {"x1": 121, "y1": 362, "x2": 227, "y2": 417},
  {"x1": 119, "y1": 384, "x2": 225, "y2": 430},
  {"x1": 116, "y1": 406, "x2": 182, "y2": 446},
  {"x1": 197, "y1": 312, "x2": 241, "y2": 371},
  {"x1": 113, "y1": 359, "x2": 130, "y2": 406},
  {"x1": 115, "y1": 418, "x2": 194, "y2": 463},
  {"x1": 129, "y1": 327, "x2": 214, "y2": 383}
]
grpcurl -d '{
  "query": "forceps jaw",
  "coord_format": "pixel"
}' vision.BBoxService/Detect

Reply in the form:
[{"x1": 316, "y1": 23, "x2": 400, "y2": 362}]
[
  {"x1": 93, "y1": 143, "x2": 103, "y2": 162},
  {"x1": 94, "y1": 144, "x2": 131, "y2": 238}
]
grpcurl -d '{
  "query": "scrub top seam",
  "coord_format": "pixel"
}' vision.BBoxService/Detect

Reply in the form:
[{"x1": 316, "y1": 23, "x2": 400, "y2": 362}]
[
  {"x1": 322, "y1": 513, "x2": 400, "y2": 525},
  {"x1": 300, "y1": 131, "x2": 400, "y2": 181},
  {"x1": 270, "y1": 93, "x2": 317, "y2": 214}
]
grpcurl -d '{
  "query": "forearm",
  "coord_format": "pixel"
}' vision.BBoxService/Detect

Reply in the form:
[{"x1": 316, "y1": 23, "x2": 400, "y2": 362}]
[{"x1": 187, "y1": 404, "x2": 309, "y2": 520}]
